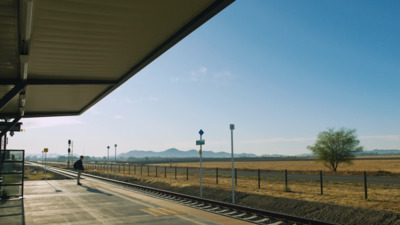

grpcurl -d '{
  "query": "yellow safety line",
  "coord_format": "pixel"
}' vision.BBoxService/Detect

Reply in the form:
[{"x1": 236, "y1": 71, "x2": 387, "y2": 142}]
[{"x1": 140, "y1": 208, "x2": 164, "y2": 216}]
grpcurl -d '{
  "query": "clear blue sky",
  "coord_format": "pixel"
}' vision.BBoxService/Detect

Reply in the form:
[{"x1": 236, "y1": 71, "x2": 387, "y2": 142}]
[{"x1": 9, "y1": 0, "x2": 400, "y2": 157}]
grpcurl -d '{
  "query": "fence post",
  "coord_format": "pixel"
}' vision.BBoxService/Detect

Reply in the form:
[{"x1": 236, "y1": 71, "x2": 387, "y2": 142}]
[
  {"x1": 134, "y1": 165, "x2": 136, "y2": 175},
  {"x1": 148, "y1": 166, "x2": 150, "y2": 176},
  {"x1": 320, "y1": 170, "x2": 323, "y2": 195},
  {"x1": 164, "y1": 166, "x2": 166, "y2": 178},
  {"x1": 258, "y1": 169, "x2": 260, "y2": 189},
  {"x1": 156, "y1": 166, "x2": 158, "y2": 177},
  {"x1": 128, "y1": 164, "x2": 130, "y2": 174},
  {"x1": 216, "y1": 167, "x2": 218, "y2": 184},
  {"x1": 175, "y1": 166, "x2": 177, "y2": 180},
  {"x1": 140, "y1": 165, "x2": 142, "y2": 175},
  {"x1": 123, "y1": 164, "x2": 125, "y2": 174},
  {"x1": 235, "y1": 168, "x2": 237, "y2": 186},
  {"x1": 364, "y1": 171, "x2": 368, "y2": 200},
  {"x1": 186, "y1": 167, "x2": 188, "y2": 181},
  {"x1": 285, "y1": 169, "x2": 288, "y2": 191}
]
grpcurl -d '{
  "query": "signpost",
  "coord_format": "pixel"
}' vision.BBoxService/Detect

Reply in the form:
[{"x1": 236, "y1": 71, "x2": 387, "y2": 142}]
[
  {"x1": 196, "y1": 129, "x2": 205, "y2": 198},
  {"x1": 44, "y1": 148, "x2": 48, "y2": 180},
  {"x1": 0, "y1": 122, "x2": 22, "y2": 131},
  {"x1": 230, "y1": 124, "x2": 235, "y2": 204},
  {"x1": 68, "y1": 140, "x2": 71, "y2": 168},
  {"x1": 114, "y1": 144, "x2": 117, "y2": 179},
  {"x1": 67, "y1": 139, "x2": 73, "y2": 169},
  {"x1": 107, "y1": 146, "x2": 110, "y2": 178}
]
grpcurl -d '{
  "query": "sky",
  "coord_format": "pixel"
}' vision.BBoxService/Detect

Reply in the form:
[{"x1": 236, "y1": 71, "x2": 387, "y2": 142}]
[{"x1": 8, "y1": 0, "x2": 400, "y2": 157}]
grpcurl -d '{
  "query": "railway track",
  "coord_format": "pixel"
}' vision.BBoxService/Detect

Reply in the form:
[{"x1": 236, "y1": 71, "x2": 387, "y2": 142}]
[{"x1": 27, "y1": 162, "x2": 339, "y2": 225}]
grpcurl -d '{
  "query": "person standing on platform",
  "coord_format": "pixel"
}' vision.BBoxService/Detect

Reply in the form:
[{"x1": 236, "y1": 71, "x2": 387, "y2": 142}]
[{"x1": 74, "y1": 155, "x2": 85, "y2": 185}]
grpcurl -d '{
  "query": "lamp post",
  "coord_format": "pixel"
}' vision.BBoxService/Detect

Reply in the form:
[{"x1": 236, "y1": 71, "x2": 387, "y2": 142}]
[
  {"x1": 114, "y1": 144, "x2": 117, "y2": 179},
  {"x1": 107, "y1": 146, "x2": 110, "y2": 178},
  {"x1": 230, "y1": 124, "x2": 235, "y2": 204}
]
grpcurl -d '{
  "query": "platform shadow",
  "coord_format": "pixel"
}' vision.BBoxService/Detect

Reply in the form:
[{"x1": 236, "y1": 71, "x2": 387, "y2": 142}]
[
  {"x1": 46, "y1": 181, "x2": 63, "y2": 193},
  {"x1": 85, "y1": 187, "x2": 113, "y2": 196}
]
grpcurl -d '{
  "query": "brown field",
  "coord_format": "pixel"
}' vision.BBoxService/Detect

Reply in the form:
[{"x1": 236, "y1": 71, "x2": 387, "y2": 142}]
[
  {"x1": 24, "y1": 166, "x2": 55, "y2": 180},
  {"x1": 159, "y1": 157, "x2": 400, "y2": 174},
  {"x1": 142, "y1": 172, "x2": 400, "y2": 214},
  {"x1": 24, "y1": 166, "x2": 71, "y2": 180}
]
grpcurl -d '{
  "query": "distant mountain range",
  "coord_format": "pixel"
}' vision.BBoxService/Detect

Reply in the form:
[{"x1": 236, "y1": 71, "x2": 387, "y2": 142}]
[
  {"x1": 119, "y1": 148, "x2": 259, "y2": 158},
  {"x1": 25, "y1": 148, "x2": 400, "y2": 159},
  {"x1": 119, "y1": 148, "x2": 400, "y2": 158},
  {"x1": 356, "y1": 149, "x2": 400, "y2": 156}
]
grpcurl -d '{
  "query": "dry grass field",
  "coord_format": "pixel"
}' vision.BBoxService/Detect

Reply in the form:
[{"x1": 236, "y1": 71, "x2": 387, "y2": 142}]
[
  {"x1": 24, "y1": 166, "x2": 55, "y2": 180},
  {"x1": 24, "y1": 166, "x2": 71, "y2": 180},
  {"x1": 162, "y1": 157, "x2": 400, "y2": 174}
]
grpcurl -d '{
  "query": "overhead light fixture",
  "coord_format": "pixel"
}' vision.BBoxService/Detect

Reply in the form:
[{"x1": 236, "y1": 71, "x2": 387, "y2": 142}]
[
  {"x1": 20, "y1": 55, "x2": 29, "y2": 80},
  {"x1": 24, "y1": 0, "x2": 34, "y2": 41},
  {"x1": 19, "y1": 106, "x2": 25, "y2": 117},
  {"x1": 19, "y1": 93, "x2": 26, "y2": 107}
]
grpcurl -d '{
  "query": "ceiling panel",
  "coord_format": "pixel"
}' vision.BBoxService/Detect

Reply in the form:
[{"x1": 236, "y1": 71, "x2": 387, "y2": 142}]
[
  {"x1": 25, "y1": 85, "x2": 111, "y2": 114},
  {"x1": 29, "y1": 0, "x2": 216, "y2": 80},
  {"x1": 0, "y1": 0, "x2": 19, "y2": 79}
]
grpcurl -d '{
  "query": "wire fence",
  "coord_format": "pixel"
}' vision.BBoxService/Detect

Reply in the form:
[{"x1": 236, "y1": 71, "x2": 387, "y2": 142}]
[{"x1": 79, "y1": 162, "x2": 400, "y2": 200}]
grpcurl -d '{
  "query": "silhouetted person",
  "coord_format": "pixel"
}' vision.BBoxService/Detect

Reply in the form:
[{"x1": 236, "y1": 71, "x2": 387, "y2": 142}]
[{"x1": 74, "y1": 155, "x2": 84, "y2": 185}]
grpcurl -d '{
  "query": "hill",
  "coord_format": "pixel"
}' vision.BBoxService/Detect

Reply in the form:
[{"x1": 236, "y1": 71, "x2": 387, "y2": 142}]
[
  {"x1": 356, "y1": 149, "x2": 400, "y2": 156},
  {"x1": 119, "y1": 148, "x2": 258, "y2": 158}
]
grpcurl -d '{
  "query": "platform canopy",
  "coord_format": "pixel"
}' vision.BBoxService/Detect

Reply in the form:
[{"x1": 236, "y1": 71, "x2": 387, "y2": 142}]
[{"x1": 0, "y1": 0, "x2": 233, "y2": 120}]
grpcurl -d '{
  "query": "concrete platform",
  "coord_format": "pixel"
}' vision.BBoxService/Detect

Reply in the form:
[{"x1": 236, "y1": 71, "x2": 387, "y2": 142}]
[{"x1": 1, "y1": 179, "x2": 253, "y2": 225}]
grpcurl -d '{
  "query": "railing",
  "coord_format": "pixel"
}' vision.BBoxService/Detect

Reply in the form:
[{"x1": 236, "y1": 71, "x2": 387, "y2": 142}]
[{"x1": 0, "y1": 150, "x2": 25, "y2": 198}]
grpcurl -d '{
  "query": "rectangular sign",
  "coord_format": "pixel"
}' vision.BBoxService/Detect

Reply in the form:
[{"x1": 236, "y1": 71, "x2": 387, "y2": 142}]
[
  {"x1": 44, "y1": 148, "x2": 48, "y2": 153},
  {"x1": 196, "y1": 140, "x2": 205, "y2": 145},
  {"x1": 0, "y1": 122, "x2": 22, "y2": 132}
]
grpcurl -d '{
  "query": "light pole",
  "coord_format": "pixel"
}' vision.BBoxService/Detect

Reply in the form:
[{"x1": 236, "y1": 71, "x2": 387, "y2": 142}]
[
  {"x1": 107, "y1": 146, "x2": 110, "y2": 178},
  {"x1": 114, "y1": 144, "x2": 117, "y2": 179},
  {"x1": 230, "y1": 124, "x2": 235, "y2": 204}
]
